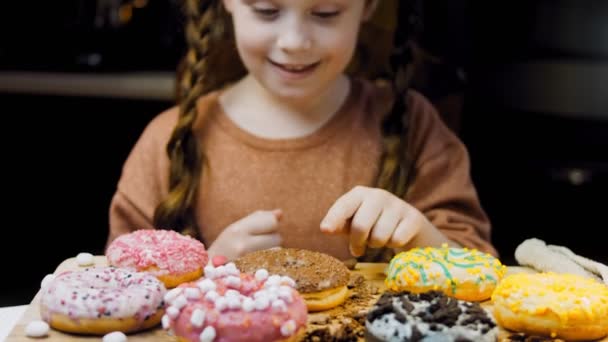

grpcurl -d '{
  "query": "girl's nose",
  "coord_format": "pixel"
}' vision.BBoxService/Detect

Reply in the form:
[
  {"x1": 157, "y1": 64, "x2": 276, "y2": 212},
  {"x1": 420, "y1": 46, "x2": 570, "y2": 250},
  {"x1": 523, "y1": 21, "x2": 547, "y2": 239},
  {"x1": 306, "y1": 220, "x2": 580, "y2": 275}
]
[{"x1": 276, "y1": 22, "x2": 312, "y2": 53}]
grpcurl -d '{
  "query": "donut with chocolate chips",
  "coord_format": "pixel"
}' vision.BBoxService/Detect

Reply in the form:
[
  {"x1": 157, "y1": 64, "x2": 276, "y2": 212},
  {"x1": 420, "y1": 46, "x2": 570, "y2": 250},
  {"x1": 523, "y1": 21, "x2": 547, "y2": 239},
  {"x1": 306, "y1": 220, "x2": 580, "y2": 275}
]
[
  {"x1": 234, "y1": 248, "x2": 350, "y2": 311},
  {"x1": 365, "y1": 290, "x2": 498, "y2": 342}
]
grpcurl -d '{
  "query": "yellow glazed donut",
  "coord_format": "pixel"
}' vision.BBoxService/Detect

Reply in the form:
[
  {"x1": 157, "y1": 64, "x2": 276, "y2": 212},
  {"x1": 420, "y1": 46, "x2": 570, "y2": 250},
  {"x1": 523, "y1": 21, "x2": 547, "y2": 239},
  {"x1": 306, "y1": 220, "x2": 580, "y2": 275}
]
[
  {"x1": 385, "y1": 244, "x2": 506, "y2": 301},
  {"x1": 491, "y1": 272, "x2": 608, "y2": 341}
]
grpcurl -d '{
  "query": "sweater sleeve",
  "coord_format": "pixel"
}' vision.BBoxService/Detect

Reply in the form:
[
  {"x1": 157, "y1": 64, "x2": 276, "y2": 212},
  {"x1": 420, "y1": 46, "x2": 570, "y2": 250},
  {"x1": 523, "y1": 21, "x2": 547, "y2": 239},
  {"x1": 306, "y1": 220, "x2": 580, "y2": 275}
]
[
  {"x1": 106, "y1": 107, "x2": 177, "y2": 250},
  {"x1": 404, "y1": 91, "x2": 498, "y2": 256}
]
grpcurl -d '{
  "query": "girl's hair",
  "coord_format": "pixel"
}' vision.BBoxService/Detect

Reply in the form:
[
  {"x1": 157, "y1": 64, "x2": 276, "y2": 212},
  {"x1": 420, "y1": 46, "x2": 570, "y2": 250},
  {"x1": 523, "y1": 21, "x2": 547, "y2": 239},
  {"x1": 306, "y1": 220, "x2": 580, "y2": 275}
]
[
  {"x1": 375, "y1": 0, "x2": 422, "y2": 199},
  {"x1": 154, "y1": 0, "x2": 421, "y2": 240}
]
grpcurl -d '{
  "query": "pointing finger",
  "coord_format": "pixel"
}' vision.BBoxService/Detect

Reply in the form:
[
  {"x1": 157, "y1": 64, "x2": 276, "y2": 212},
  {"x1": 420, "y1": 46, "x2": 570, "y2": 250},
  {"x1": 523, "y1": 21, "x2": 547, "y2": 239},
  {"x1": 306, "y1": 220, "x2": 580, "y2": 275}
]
[{"x1": 320, "y1": 186, "x2": 365, "y2": 234}]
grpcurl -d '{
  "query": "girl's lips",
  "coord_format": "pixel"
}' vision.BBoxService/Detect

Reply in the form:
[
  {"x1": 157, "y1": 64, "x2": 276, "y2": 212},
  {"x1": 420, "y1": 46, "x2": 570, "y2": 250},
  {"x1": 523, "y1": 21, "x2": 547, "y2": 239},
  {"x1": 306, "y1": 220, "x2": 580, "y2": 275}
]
[{"x1": 268, "y1": 59, "x2": 320, "y2": 80}]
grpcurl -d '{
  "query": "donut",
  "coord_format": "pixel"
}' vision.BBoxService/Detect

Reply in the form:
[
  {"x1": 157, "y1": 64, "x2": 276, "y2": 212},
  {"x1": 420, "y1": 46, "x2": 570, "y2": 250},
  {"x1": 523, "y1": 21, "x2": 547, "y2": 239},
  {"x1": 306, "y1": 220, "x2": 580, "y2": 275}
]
[
  {"x1": 39, "y1": 266, "x2": 166, "y2": 335},
  {"x1": 385, "y1": 245, "x2": 506, "y2": 301},
  {"x1": 162, "y1": 261, "x2": 308, "y2": 342},
  {"x1": 106, "y1": 229, "x2": 208, "y2": 288},
  {"x1": 491, "y1": 272, "x2": 608, "y2": 341},
  {"x1": 234, "y1": 248, "x2": 350, "y2": 311},
  {"x1": 365, "y1": 290, "x2": 498, "y2": 342}
]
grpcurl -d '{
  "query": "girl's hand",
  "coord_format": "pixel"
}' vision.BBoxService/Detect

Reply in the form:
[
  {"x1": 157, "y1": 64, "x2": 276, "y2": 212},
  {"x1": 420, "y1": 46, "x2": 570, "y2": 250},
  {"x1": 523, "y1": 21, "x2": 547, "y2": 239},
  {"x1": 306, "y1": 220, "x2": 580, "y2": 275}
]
[
  {"x1": 207, "y1": 209, "x2": 283, "y2": 260},
  {"x1": 320, "y1": 186, "x2": 433, "y2": 257}
]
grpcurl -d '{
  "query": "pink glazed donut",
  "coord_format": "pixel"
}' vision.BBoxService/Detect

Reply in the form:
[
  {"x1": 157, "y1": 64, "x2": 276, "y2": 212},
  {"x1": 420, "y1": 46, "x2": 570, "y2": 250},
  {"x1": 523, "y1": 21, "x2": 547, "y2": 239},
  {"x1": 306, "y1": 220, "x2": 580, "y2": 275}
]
[
  {"x1": 40, "y1": 266, "x2": 166, "y2": 335},
  {"x1": 106, "y1": 229, "x2": 209, "y2": 288},
  {"x1": 162, "y1": 262, "x2": 308, "y2": 342}
]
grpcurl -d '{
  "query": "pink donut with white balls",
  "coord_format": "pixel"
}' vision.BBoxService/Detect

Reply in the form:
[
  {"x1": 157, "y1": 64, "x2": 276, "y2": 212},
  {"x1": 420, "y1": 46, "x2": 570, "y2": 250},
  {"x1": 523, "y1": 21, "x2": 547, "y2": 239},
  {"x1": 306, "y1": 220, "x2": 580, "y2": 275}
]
[{"x1": 162, "y1": 262, "x2": 308, "y2": 342}]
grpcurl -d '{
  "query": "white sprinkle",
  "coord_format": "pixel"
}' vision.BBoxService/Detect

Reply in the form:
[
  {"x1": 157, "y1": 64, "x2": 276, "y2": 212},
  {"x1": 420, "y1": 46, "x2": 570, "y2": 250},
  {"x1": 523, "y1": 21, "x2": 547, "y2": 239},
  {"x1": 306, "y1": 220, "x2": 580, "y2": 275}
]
[
  {"x1": 224, "y1": 276, "x2": 241, "y2": 288},
  {"x1": 225, "y1": 289, "x2": 240, "y2": 298},
  {"x1": 214, "y1": 297, "x2": 228, "y2": 312},
  {"x1": 280, "y1": 320, "x2": 297, "y2": 336},
  {"x1": 197, "y1": 279, "x2": 217, "y2": 293},
  {"x1": 164, "y1": 288, "x2": 183, "y2": 303},
  {"x1": 227, "y1": 296, "x2": 242, "y2": 310},
  {"x1": 161, "y1": 314, "x2": 171, "y2": 329},
  {"x1": 278, "y1": 287, "x2": 294, "y2": 303},
  {"x1": 205, "y1": 290, "x2": 219, "y2": 302},
  {"x1": 266, "y1": 288, "x2": 279, "y2": 302},
  {"x1": 172, "y1": 295, "x2": 188, "y2": 310},
  {"x1": 272, "y1": 299, "x2": 287, "y2": 312},
  {"x1": 204, "y1": 265, "x2": 217, "y2": 279},
  {"x1": 215, "y1": 266, "x2": 227, "y2": 278},
  {"x1": 25, "y1": 320, "x2": 49, "y2": 337},
  {"x1": 264, "y1": 275, "x2": 282, "y2": 287},
  {"x1": 190, "y1": 308, "x2": 206, "y2": 327},
  {"x1": 76, "y1": 252, "x2": 95, "y2": 266},
  {"x1": 185, "y1": 287, "x2": 202, "y2": 299},
  {"x1": 254, "y1": 296, "x2": 270, "y2": 311},
  {"x1": 255, "y1": 269, "x2": 269, "y2": 281},
  {"x1": 103, "y1": 331, "x2": 127, "y2": 342},
  {"x1": 40, "y1": 274, "x2": 56, "y2": 289},
  {"x1": 225, "y1": 262, "x2": 240, "y2": 276},
  {"x1": 200, "y1": 326, "x2": 216, "y2": 342},
  {"x1": 166, "y1": 306, "x2": 180, "y2": 319},
  {"x1": 280, "y1": 276, "x2": 296, "y2": 288},
  {"x1": 242, "y1": 297, "x2": 255, "y2": 312}
]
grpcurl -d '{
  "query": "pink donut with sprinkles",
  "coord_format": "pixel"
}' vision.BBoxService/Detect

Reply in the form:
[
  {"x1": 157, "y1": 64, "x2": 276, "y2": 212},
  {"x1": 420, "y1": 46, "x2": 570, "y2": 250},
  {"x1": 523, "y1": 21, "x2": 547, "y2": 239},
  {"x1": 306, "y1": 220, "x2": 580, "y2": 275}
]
[
  {"x1": 162, "y1": 262, "x2": 308, "y2": 342},
  {"x1": 106, "y1": 229, "x2": 209, "y2": 288},
  {"x1": 40, "y1": 266, "x2": 166, "y2": 335}
]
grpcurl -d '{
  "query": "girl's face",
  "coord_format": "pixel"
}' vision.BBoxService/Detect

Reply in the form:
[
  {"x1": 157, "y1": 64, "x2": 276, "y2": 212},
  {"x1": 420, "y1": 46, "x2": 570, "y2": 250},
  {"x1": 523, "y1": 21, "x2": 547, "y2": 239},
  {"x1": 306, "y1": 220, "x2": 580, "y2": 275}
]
[{"x1": 223, "y1": 0, "x2": 376, "y2": 101}]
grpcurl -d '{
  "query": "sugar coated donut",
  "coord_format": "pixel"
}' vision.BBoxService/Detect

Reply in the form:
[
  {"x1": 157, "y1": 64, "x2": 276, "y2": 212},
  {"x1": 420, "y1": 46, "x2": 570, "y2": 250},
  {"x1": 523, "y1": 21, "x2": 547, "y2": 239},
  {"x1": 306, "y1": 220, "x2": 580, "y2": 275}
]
[
  {"x1": 40, "y1": 266, "x2": 166, "y2": 335},
  {"x1": 385, "y1": 245, "x2": 506, "y2": 301},
  {"x1": 492, "y1": 272, "x2": 608, "y2": 341},
  {"x1": 106, "y1": 229, "x2": 208, "y2": 288},
  {"x1": 365, "y1": 290, "x2": 498, "y2": 342},
  {"x1": 162, "y1": 261, "x2": 308, "y2": 342},
  {"x1": 234, "y1": 248, "x2": 350, "y2": 311}
]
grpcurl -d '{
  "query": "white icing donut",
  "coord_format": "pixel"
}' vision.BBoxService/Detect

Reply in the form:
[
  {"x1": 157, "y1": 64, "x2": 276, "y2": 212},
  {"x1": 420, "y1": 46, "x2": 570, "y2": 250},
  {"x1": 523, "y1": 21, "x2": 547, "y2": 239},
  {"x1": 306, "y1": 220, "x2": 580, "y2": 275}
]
[{"x1": 40, "y1": 266, "x2": 166, "y2": 335}]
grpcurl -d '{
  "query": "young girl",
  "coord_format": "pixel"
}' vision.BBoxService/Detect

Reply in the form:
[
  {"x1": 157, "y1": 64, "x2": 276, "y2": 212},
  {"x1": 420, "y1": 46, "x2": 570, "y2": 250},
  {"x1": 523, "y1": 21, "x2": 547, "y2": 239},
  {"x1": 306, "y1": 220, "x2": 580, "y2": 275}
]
[{"x1": 107, "y1": 0, "x2": 497, "y2": 261}]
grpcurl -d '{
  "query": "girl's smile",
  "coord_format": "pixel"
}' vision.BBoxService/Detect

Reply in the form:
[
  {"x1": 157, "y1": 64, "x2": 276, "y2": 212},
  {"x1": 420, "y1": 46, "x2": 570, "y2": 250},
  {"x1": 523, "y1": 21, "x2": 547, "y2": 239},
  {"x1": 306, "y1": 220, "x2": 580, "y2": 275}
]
[{"x1": 267, "y1": 59, "x2": 321, "y2": 80}]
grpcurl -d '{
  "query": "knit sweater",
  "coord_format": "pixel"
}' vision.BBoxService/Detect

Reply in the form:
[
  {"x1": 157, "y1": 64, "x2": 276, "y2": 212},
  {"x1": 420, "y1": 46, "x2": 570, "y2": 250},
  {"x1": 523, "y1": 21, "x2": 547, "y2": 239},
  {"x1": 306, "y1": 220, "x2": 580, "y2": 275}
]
[{"x1": 108, "y1": 78, "x2": 497, "y2": 260}]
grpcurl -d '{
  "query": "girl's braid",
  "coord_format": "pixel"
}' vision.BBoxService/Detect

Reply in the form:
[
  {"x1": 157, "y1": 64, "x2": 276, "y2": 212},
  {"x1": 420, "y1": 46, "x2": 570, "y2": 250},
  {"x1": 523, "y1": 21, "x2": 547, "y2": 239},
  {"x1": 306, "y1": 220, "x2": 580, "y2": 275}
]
[{"x1": 153, "y1": 0, "x2": 245, "y2": 238}]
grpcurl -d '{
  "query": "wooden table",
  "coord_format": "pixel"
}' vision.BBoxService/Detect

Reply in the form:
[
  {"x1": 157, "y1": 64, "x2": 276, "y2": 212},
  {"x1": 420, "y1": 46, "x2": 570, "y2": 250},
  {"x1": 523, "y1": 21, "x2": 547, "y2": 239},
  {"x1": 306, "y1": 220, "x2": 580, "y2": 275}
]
[{"x1": 6, "y1": 256, "x2": 607, "y2": 341}]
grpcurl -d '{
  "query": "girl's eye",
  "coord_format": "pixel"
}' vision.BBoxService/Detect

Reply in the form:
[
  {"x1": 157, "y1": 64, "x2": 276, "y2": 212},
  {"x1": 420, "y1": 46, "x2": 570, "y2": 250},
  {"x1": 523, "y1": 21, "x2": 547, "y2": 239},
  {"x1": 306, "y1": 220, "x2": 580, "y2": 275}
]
[
  {"x1": 253, "y1": 7, "x2": 279, "y2": 19},
  {"x1": 313, "y1": 11, "x2": 340, "y2": 19}
]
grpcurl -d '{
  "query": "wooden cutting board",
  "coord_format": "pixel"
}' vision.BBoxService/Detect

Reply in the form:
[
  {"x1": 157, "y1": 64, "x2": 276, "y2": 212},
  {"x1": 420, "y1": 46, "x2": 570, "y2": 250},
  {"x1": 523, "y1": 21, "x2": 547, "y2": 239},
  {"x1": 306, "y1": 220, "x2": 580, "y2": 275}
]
[{"x1": 6, "y1": 257, "x2": 606, "y2": 341}]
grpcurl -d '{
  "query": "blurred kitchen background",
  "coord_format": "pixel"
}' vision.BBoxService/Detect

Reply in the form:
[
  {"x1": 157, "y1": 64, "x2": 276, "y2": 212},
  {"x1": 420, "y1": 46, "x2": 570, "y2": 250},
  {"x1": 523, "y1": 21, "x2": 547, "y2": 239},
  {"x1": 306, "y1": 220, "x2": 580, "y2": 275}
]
[{"x1": 0, "y1": 0, "x2": 606, "y2": 306}]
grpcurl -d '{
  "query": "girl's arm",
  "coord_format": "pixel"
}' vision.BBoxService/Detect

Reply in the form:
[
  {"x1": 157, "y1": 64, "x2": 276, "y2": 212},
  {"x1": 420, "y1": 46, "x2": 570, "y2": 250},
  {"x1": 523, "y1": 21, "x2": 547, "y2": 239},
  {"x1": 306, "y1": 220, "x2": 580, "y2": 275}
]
[{"x1": 403, "y1": 90, "x2": 496, "y2": 256}]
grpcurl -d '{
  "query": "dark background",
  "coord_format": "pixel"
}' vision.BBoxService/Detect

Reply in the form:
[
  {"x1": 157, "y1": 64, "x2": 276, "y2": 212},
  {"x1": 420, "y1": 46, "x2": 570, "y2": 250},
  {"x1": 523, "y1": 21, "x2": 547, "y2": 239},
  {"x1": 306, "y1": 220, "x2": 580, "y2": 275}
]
[{"x1": 1, "y1": 0, "x2": 607, "y2": 306}]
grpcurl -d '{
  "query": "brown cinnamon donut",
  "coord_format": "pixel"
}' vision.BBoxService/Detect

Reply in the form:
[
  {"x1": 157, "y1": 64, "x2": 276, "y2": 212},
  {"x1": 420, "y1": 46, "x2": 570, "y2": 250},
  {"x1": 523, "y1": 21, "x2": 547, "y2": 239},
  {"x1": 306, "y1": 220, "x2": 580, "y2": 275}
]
[{"x1": 234, "y1": 248, "x2": 350, "y2": 311}]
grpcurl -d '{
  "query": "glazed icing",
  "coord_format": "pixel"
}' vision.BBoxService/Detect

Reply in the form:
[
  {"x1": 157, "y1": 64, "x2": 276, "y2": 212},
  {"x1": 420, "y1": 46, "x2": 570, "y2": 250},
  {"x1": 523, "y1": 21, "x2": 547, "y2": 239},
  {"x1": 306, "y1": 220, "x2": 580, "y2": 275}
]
[
  {"x1": 492, "y1": 272, "x2": 608, "y2": 322},
  {"x1": 386, "y1": 245, "x2": 506, "y2": 295},
  {"x1": 106, "y1": 229, "x2": 208, "y2": 276},
  {"x1": 40, "y1": 267, "x2": 166, "y2": 321}
]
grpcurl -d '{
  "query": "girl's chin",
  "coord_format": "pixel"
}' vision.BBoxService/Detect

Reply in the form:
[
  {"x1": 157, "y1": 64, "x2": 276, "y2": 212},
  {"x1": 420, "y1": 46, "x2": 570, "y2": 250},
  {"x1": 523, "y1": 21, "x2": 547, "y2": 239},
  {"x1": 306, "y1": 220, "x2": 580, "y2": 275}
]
[{"x1": 262, "y1": 82, "x2": 322, "y2": 102}]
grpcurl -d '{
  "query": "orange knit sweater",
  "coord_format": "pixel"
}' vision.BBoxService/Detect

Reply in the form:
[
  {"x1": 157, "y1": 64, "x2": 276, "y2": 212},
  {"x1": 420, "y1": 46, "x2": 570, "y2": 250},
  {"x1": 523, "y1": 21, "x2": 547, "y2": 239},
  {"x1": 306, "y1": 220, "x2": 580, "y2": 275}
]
[{"x1": 107, "y1": 78, "x2": 497, "y2": 259}]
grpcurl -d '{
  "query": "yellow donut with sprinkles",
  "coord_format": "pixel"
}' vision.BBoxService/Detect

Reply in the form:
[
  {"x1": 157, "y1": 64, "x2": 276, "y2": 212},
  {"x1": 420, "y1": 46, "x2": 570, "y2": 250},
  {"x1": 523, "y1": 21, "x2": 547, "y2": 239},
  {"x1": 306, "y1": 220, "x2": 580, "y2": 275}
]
[
  {"x1": 491, "y1": 272, "x2": 608, "y2": 341},
  {"x1": 385, "y1": 244, "x2": 506, "y2": 301}
]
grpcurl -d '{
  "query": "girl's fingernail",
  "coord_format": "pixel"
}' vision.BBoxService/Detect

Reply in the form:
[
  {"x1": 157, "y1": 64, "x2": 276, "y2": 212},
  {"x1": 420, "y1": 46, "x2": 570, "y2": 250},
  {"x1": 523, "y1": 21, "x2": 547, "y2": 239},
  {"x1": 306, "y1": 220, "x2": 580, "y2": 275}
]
[{"x1": 320, "y1": 221, "x2": 332, "y2": 232}]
